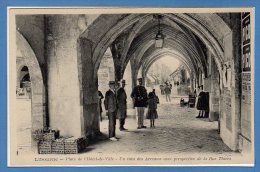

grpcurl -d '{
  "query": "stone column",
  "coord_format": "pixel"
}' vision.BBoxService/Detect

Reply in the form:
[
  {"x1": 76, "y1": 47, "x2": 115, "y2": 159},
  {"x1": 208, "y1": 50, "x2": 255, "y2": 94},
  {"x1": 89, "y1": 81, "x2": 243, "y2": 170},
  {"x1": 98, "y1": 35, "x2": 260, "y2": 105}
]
[
  {"x1": 46, "y1": 15, "x2": 82, "y2": 138},
  {"x1": 78, "y1": 37, "x2": 100, "y2": 137},
  {"x1": 131, "y1": 59, "x2": 138, "y2": 88},
  {"x1": 190, "y1": 75, "x2": 194, "y2": 93},
  {"x1": 113, "y1": 58, "x2": 123, "y2": 82},
  {"x1": 209, "y1": 57, "x2": 220, "y2": 122},
  {"x1": 141, "y1": 68, "x2": 146, "y2": 87}
]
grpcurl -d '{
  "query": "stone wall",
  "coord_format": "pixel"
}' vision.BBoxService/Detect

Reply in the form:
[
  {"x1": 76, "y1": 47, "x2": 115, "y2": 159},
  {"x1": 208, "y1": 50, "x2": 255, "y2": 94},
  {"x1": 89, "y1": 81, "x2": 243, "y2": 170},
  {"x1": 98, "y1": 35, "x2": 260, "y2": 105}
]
[{"x1": 219, "y1": 13, "x2": 242, "y2": 151}]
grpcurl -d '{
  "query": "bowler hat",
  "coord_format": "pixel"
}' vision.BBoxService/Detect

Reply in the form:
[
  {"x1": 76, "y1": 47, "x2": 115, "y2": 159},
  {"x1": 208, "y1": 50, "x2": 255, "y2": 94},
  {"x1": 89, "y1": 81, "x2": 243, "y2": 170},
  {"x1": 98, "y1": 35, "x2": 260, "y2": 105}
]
[
  {"x1": 137, "y1": 78, "x2": 143, "y2": 81},
  {"x1": 108, "y1": 81, "x2": 116, "y2": 85}
]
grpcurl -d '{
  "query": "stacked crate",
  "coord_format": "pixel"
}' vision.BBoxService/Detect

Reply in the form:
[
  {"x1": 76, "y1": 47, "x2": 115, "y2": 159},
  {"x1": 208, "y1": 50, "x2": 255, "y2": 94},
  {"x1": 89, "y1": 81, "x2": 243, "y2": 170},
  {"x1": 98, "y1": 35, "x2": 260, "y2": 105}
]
[
  {"x1": 51, "y1": 138, "x2": 66, "y2": 154},
  {"x1": 38, "y1": 140, "x2": 52, "y2": 154},
  {"x1": 37, "y1": 134, "x2": 88, "y2": 154},
  {"x1": 33, "y1": 129, "x2": 59, "y2": 154},
  {"x1": 32, "y1": 129, "x2": 60, "y2": 141},
  {"x1": 64, "y1": 137, "x2": 87, "y2": 154}
]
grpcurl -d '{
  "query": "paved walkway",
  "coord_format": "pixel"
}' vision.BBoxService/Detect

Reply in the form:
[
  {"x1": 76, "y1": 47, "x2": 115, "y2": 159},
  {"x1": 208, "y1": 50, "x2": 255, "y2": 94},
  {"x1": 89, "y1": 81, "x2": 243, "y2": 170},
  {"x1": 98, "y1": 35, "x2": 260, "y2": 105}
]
[
  {"x1": 90, "y1": 103, "x2": 234, "y2": 154},
  {"x1": 16, "y1": 94, "x2": 236, "y2": 156}
]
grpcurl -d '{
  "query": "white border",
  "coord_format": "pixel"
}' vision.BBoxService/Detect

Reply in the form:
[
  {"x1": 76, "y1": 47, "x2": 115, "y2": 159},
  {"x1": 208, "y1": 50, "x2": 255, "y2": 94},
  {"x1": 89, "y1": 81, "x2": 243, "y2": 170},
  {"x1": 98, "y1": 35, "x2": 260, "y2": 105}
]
[{"x1": 7, "y1": 7, "x2": 255, "y2": 167}]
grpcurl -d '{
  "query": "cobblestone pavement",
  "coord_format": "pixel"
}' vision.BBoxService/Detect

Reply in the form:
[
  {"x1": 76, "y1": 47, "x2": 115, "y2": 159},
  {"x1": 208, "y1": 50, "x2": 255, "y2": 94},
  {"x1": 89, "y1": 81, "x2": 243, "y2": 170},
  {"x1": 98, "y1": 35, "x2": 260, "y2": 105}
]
[
  {"x1": 16, "y1": 94, "x2": 237, "y2": 156},
  {"x1": 89, "y1": 102, "x2": 235, "y2": 155}
]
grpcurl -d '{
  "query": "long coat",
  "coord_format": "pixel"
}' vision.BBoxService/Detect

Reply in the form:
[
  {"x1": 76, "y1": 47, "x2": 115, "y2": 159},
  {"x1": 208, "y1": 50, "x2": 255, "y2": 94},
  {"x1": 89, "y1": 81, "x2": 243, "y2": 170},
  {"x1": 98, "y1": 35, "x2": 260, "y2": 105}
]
[
  {"x1": 146, "y1": 97, "x2": 158, "y2": 119},
  {"x1": 131, "y1": 85, "x2": 148, "y2": 107},
  {"x1": 196, "y1": 91, "x2": 208, "y2": 110},
  {"x1": 104, "y1": 90, "x2": 117, "y2": 113},
  {"x1": 98, "y1": 91, "x2": 104, "y2": 112},
  {"x1": 164, "y1": 85, "x2": 171, "y2": 94},
  {"x1": 116, "y1": 87, "x2": 127, "y2": 119}
]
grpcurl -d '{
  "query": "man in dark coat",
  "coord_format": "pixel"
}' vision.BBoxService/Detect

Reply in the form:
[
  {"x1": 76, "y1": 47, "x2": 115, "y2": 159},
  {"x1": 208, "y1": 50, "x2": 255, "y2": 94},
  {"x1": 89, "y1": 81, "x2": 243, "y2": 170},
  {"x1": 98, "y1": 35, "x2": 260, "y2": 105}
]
[
  {"x1": 98, "y1": 90, "x2": 104, "y2": 121},
  {"x1": 131, "y1": 78, "x2": 148, "y2": 129},
  {"x1": 196, "y1": 85, "x2": 208, "y2": 118},
  {"x1": 104, "y1": 81, "x2": 118, "y2": 141},
  {"x1": 117, "y1": 79, "x2": 128, "y2": 131}
]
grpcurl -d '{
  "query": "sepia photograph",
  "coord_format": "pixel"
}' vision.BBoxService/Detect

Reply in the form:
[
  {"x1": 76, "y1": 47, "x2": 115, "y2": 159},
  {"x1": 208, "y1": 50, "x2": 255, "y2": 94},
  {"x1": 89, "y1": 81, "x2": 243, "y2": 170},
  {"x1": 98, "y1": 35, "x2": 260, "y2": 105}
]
[{"x1": 8, "y1": 8, "x2": 254, "y2": 166}]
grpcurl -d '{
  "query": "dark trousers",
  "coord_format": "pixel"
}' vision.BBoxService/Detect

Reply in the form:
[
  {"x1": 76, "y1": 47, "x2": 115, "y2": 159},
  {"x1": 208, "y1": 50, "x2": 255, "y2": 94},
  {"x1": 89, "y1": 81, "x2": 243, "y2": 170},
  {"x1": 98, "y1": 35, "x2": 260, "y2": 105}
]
[
  {"x1": 119, "y1": 118, "x2": 125, "y2": 129},
  {"x1": 108, "y1": 112, "x2": 116, "y2": 138}
]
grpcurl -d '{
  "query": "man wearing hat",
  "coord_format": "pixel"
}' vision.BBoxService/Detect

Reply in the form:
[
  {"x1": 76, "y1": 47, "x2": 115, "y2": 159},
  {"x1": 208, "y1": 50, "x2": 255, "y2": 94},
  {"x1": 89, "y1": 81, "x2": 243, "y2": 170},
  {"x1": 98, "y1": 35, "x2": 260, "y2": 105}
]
[
  {"x1": 131, "y1": 78, "x2": 148, "y2": 129},
  {"x1": 116, "y1": 79, "x2": 128, "y2": 131},
  {"x1": 104, "y1": 81, "x2": 118, "y2": 141}
]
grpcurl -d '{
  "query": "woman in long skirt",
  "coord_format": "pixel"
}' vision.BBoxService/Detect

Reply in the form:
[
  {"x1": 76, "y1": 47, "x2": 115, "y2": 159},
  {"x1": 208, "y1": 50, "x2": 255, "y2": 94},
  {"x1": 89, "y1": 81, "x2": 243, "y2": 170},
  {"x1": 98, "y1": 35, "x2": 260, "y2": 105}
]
[{"x1": 146, "y1": 92, "x2": 158, "y2": 128}]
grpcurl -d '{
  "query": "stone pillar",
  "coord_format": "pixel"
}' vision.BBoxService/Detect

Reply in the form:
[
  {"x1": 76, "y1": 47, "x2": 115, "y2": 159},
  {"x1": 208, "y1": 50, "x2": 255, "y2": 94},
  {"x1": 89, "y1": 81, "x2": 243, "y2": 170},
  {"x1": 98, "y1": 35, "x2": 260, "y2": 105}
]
[
  {"x1": 131, "y1": 60, "x2": 138, "y2": 88},
  {"x1": 114, "y1": 58, "x2": 123, "y2": 82},
  {"x1": 142, "y1": 68, "x2": 146, "y2": 87},
  {"x1": 130, "y1": 61, "x2": 138, "y2": 109},
  {"x1": 123, "y1": 62, "x2": 134, "y2": 109},
  {"x1": 209, "y1": 57, "x2": 220, "y2": 122},
  {"x1": 46, "y1": 15, "x2": 82, "y2": 138},
  {"x1": 219, "y1": 13, "x2": 242, "y2": 151},
  {"x1": 190, "y1": 75, "x2": 194, "y2": 93},
  {"x1": 78, "y1": 37, "x2": 100, "y2": 137}
]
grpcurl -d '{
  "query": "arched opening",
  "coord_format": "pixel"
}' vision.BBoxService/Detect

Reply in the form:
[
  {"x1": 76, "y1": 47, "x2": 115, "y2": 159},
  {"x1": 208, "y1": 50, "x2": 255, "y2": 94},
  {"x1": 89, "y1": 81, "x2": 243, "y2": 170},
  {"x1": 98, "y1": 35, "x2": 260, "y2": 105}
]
[
  {"x1": 76, "y1": 12, "x2": 244, "y2": 153},
  {"x1": 123, "y1": 62, "x2": 133, "y2": 108},
  {"x1": 16, "y1": 64, "x2": 32, "y2": 153},
  {"x1": 97, "y1": 48, "x2": 115, "y2": 133},
  {"x1": 16, "y1": 31, "x2": 46, "y2": 153}
]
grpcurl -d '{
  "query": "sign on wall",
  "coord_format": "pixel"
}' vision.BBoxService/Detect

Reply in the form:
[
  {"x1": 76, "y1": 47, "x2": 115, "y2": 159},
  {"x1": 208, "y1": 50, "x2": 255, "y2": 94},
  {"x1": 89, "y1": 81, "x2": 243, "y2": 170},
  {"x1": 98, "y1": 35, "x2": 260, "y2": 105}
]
[{"x1": 241, "y1": 12, "x2": 251, "y2": 141}]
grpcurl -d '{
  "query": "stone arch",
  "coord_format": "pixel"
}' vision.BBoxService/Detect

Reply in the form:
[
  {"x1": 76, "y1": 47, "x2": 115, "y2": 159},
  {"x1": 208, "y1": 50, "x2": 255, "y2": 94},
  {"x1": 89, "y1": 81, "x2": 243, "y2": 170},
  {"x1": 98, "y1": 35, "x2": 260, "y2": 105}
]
[
  {"x1": 80, "y1": 13, "x2": 230, "y2": 78},
  {"x1": 130, "y1": 39, "x2": 202, "y2": 80},
  {"x1": 16, "y1": 64, "x2": 29, "y2": 88},
  {"x1": 132, "y1": 52, "x2": 193, "y2": 88},
  {"x1": 77, "y1": 13, "x2": 232, "y2": 138},
  {"x1": 123, "y1": 25, "x2": 207, "y2": 77},
  {"x1": 16, "y1": 31, "x2": 46, "y2": 132},
  {"x1": 142, "y1": 51, "x2": 193, "y2": 79}
]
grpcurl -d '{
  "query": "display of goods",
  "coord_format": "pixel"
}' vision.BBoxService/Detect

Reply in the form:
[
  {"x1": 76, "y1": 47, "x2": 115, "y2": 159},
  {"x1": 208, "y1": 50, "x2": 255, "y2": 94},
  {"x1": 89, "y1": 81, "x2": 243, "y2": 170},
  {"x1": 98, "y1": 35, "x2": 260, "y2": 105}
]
[
  {"x1": 64, "y1": 137, "x2": 88, "y2": 154},
  {"x1": 38, "y1": 137, "x2": 88, "y2": 154},
  {"x1": 32, "y1": 129, "x2": 60, "y2": 141},
  {"x1": 51, "y1": 138, "x2": 66, "y2": 154},
  {"x1": 43, "y1": 130, "x2": 60, "y2": 140},
  {"x1": 38, "y1": 140, "x2": 52, "y2": 154}
]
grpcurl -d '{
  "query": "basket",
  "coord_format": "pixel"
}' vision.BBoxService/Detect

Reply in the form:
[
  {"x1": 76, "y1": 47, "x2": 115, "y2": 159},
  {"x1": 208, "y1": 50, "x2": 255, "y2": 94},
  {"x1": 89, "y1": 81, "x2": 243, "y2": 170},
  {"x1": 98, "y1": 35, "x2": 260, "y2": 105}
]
[
  {"x1": 64, "y1": 137, "x2": 87, "y2": 154},
  {"x1": 38, "y1": 140, "x2": 52, "y2": 154},
  {"x1": 32, "y1": 129, "x2": 60, "y2": 141},
  {"x1": 38, "y1": 137, "x2": 87, "y2": 154}
]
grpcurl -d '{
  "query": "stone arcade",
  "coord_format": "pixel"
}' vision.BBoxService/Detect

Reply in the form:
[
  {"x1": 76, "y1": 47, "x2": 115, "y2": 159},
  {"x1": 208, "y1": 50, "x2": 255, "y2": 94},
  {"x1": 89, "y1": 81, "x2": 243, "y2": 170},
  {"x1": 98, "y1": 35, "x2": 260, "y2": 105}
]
[{"x1": 15, "y1": 11, "x2": 253, "y2": 154}]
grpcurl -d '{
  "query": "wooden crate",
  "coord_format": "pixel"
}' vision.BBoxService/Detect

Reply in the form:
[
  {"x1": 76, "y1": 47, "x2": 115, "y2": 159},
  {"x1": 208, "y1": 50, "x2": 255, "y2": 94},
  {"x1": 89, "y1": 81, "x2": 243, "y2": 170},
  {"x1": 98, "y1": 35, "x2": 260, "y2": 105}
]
[
  {"x1": 43, "y1": 131, "x2": 60, "y2": 140},
  {"x1": 38, "y1": 137, "x2": 87, "y2": 154},
  {"x1": 51, "y1": 138, "x2": 66, "y2": 154},
  {"x1": 33, "y1": 129, "x2": 60, "y2": 141},
  {"x1": 38, "y1": 140, "x2": 52, "y2": 154},
  {"x1": 64, "y1": 137, "x2": 87, "y2": 154}
]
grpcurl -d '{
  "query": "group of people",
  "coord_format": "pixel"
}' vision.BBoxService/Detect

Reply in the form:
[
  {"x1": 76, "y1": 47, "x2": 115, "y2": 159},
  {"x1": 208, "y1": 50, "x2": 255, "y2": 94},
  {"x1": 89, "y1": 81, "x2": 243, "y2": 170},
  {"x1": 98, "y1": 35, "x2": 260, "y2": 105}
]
[
  {"x1": 159, "y1": 82, "x2": 172, "y2": 102},
  {"x1": 99, "y1": 78, "x2": 159, "y2": 141}
]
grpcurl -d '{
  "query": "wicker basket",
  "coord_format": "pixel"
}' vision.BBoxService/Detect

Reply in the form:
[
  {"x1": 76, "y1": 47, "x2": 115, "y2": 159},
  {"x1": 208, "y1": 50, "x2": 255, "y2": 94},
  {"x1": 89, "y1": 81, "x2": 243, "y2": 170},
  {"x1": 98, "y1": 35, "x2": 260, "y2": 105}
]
[
  {"x1": 64, "y1": 137, "x2": 87, "y2": 154},
  {"x1": 32, "y1": 129, "x2": 60, "y2": 141},
  {"x1": 38, "y1": 140, "x2": 52, "y2": 154},
  {"x1": 38, "y1": 137, "x2": 87, "y2": 154}
]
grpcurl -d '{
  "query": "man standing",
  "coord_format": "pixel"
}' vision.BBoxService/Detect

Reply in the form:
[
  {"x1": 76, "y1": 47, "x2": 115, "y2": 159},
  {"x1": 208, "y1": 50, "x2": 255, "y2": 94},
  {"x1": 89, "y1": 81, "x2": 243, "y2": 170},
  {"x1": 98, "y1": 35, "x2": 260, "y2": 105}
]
[
  {"x1": 104, "y1": 81, "x2": 118, "y2": 141},
  {"x1": 117, "y1": 79, "x2": 128, "y2": 131},
  {"x1": 131, "y1": 78, "x2": 148, "y2": 129},
  {"x1": 98, "y1": 89, "x2": 104, "y2": 121},
  {"x1": 164, "y1": 83, "x2": 171, "y2": 102}
]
